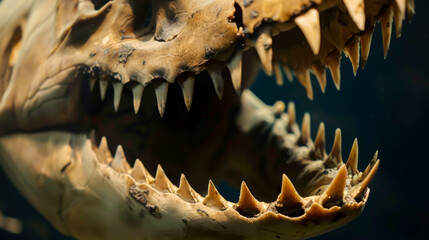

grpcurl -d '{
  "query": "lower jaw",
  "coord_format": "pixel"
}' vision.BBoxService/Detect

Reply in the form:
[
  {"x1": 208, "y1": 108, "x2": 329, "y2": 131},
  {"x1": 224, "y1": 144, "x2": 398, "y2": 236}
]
[{"x1": 0, "y1": 130, "x2": 371, "y2": 239}]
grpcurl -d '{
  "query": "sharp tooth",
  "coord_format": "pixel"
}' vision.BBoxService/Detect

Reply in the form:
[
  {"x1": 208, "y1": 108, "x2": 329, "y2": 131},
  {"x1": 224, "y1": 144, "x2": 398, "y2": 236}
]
[
  {"x1": 363, "y1": 151, "x2": 378, "y2": 178},
  {"x1": 380, "y1": 6, "x2": 394, "y2": 59},
  {"x1": 153, "y1": 80, "x2": 169, "y2": 118},
  {"x1": 287, "y1": 102, "x2": 296, "y2": 131},
  {"x1": 255, "y1": 28, "x2": 273, "y2": 75},
  {"x1": 346, "y1": 138, "x2": 359, "y2": 174},
  {"x1": 343, "y1": 0, "x2": 365, "y2": 31},
  {"x1": 203, "y1": 180, "x2": 226, "y2": 210},
  {"x1": 296, "y1": 69, "x2": 313, "y2": 100},
  {"x1": 406, "y1": 0, "x2": 415, "y2": 23},
  {"x1": 273, "y1": 63, "x2": 284, "y2": 86},
  {"x1": 112, "y1": 82, "x2": 123, "y2": 112},
  {"x1": 99, "y1": 80, "x2": 108, "y2": 101},
  {"x1": 206, "y1": 62, "x2": 226, "y2": 100},
  {"x1": 177, "y1": 174, "x2": 199, "y2": 203},
  {"x1": 354, "y1": 159, "x2": 380, "y2": 199},
  {"x1": 394, "y1": 0, "x2": 406, "y2": 38},
  {"x1": 298, "y1": 113, "x2": 311, "y2": 145},
  {"x1": 131, "y1": 84, "x2": 145, "y2": 114},
  {"x1": 110, "y1": 145, "x2": 130, "y2": 173},
  {"x1": 98, "y1": 136, "x2": 112, "y2": 164},
  {"x1": 153, "y1": 165, "x2": 173, "y2": 192},
  {"x1": 344, "y1": 35, "x2": 360, "y2": 76},
  {"x1": 393, "y1": 5, "x2": 404, "y2": 38},
  {"x1": 178, "y1": 74, "x2": 195, "y2": 112},
  {"x1": 360, "y1": 26, "x2": 374, "y2": 69},
  {"x1": 314, "y1": 122, "x2": 326, "y2": 159},
  {"x1": 294, "y1": 8, "x2": 321, "y2": 55},
  {"x1": 226, "y1": 51, "x2": 243, "y2": 95},
  {"x1": 320, "y1": 164, "x2": 347, "y2": 206},
  {"x1": 325, "y1": 51, "x2": 341, "y2": 90},
  {"x1": 130, "y1": 159, "x2": 147, "y2": 183},
  {"x1": 276, "y1": 174, "x2": 302, "y2": 209},
  {"x1": 236, "y1": 182, "x2": 261, "y2": 215},
  {"x1": 311, "y1": 62, "x2": 327, "y2": 93},
  {"x1": 89, "y1": 78, "x2": 97, "y2": 92},
  {"x1": 281, "y1": 65, "x2": 293, "y2": 82},
  {"x1": 326, "y1": 128, "x2": 342, "y2": 167}
]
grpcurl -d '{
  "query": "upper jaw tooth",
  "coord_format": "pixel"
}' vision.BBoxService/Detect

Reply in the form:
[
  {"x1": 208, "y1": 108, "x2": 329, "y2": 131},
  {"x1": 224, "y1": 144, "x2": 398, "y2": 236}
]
[
  {"x1": 131, "y1": 84, "x2": 145, "y2": 114},
  {"x1": 226, "y1": 51, "x2": 243, "y2": 95},
  {"x1": 294, "y1": 8, "x2": 321, "y2": 55}
]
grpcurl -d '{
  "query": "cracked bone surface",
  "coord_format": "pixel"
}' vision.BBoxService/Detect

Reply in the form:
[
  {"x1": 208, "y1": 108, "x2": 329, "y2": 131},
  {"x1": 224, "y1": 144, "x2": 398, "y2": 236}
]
[{"x1": 0, "y1": 0, "x2": 413, "y2": 239}]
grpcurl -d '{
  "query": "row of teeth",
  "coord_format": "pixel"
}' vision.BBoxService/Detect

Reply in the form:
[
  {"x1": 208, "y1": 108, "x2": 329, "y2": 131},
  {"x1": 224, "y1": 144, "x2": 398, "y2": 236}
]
[
  {"x1": 84, "y1": 60, "x2": 229, "y2": 118},
  {"x1": 89, "y1": 103, "x2": 379, "y2": 218},
  {"x1": 256, "y1": 0, "x2": 415, "y2": 100}
]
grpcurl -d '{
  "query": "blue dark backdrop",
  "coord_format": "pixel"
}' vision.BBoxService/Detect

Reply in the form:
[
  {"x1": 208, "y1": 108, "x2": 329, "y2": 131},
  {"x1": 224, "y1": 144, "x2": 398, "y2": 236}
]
[{"x1": 0, "y1": 1, "x2": 428, "y2": 239}]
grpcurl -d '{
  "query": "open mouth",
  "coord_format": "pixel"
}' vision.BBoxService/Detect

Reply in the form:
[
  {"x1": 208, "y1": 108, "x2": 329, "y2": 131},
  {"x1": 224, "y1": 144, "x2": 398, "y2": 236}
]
[{"x1": 0, "y1": 0, "x2": 414, "y2": 239}]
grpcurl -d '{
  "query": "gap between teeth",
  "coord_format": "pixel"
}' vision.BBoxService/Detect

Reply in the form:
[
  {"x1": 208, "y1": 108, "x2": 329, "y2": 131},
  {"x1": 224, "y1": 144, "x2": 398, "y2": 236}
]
[{"x1": 89, "y1": 103, "x2": 379, "y2": 219}]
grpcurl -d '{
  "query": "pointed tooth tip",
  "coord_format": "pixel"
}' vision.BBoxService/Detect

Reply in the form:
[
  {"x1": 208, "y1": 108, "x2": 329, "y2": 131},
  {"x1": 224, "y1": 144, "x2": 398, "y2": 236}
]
[
  {"x1": 277, "y1": 174, "x2": 302, "y2": 206},
  {"x1": 329, "y1": 128, "x2": 343, "y2": 164},
  {"x1": 311, "y1": 63, "x2": 327, "y2": 93},
  {"x1": 237, "y1": 181, "x2": 261, "y2": 212},
  {"x1": 110, "y1": 145, "x2": 129, "y2": 172},
  {"x1": 255, "y1": 28, "x2": 273, "y2": 75},
  {"x1": 206, "y1": 62, "x2": 225, "y2": 100},
  {"x1": 153, "y1": 164, "x2": 174, "y2": 192},
  {"x1": 177, "y1": 174, "x2": 198, "y2": 203},
  {"x1": 381, "y1": 6, "x2": 393, "y2": 61},
  {"x1": 314, "y1": 122, "x2": 326, "y2": 158},
  {"x1": 346, "y1": 138, "x2": 359, "y2": 173},
  {"x1": 354, "y1": 159, "x2": 380, "y2": 199},
  {"x1": 132, "y1": 84, "x2": 144, "y2": 114},
  {"x1": 227, "y1": 51, "x2": 243, "y2": 95},
  {"x1": 179, "y1": 75, "x2": 195, "y2": 112},
  {"x1": 112, "y1": 82, "x2": 123, "y2": 112},
  {"x1": 321, "y1": 164, "x2": 347, "y2": 205},
  {"x1": 99, "y1": 80, "x2": 108, "y2": 101},
  {"x1": 295, "y1": 8, "x2": 321, "y2": 55},
  {"x1": 154, "y1": 81, "x2": 169, "y2": 118},
  {"x1": 326, "y1": 52, "x2": 341, "y2": 91},
  {"x1": 299, "y1": 113, "x2": 311, "y2": 144},
  {"x1": 131, "y1": 159, "x2": 146, "y2": 182},
  {"x1": 296, "y1": 69, "x2": 313, "y2": 100},
  {"x1": 203, "y1": 180, "x2": 226, "y2": 209}
]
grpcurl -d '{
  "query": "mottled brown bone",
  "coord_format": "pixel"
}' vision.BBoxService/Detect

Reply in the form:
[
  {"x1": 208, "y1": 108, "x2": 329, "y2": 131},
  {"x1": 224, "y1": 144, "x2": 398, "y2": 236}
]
[{"x1": 0, "y1": 0, "x2": 414, "y2": 239}]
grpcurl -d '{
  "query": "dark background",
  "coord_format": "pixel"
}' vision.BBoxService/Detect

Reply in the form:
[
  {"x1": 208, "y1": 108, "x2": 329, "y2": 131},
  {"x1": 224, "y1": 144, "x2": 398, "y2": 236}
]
[{"x1": 1, "y1": 1, "x2": 428, "y2": 239}]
